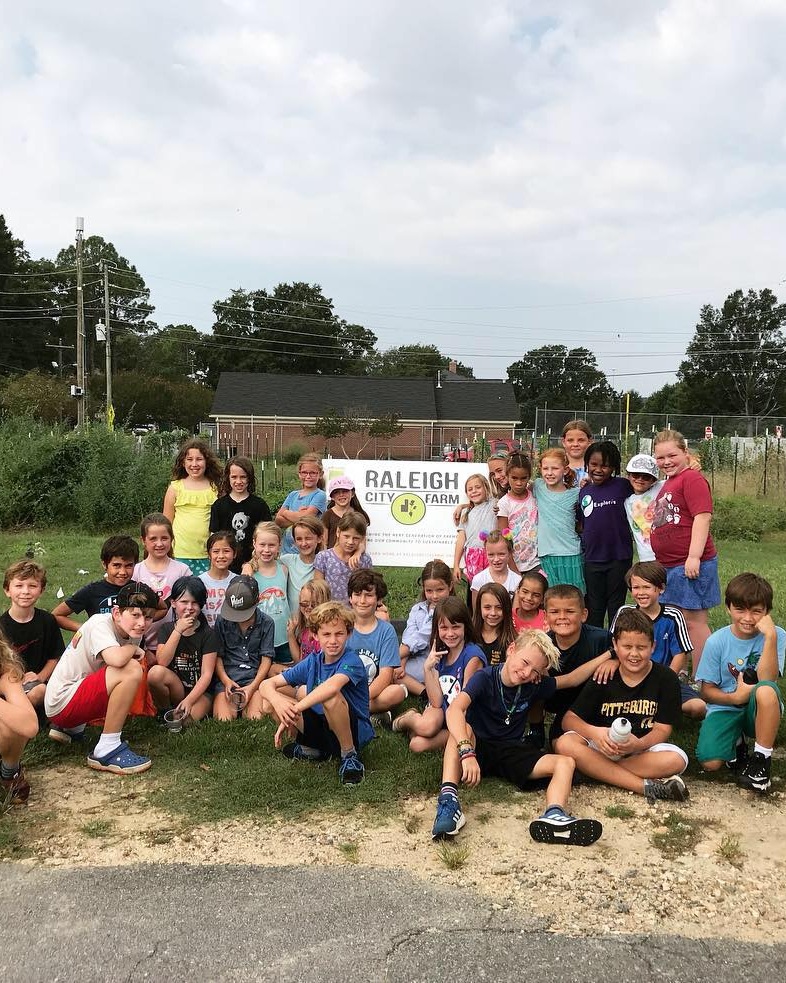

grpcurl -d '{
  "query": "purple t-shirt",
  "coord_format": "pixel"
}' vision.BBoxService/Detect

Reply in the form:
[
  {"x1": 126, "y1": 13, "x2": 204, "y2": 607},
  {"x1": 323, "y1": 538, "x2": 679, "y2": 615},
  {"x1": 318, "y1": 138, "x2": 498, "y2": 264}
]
[
  {"x1": 312, "y1": 549, "x2": 372, "y2": 605},
  {"x1": 578, "y1": 477, "x2": 633, "y2": 563}
]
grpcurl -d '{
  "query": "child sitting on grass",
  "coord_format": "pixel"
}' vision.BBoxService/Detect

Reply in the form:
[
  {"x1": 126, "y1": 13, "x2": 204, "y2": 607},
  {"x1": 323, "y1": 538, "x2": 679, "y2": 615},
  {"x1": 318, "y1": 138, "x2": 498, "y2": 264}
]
[
  {"x1": 52, "y1": 535, "x2": 142, "y2": 632},
  {"x1": 431, "y1": 629, "x2": 602, "y2": 846},
  {"x1": 695, "y1": 573, "x2": 785, "y2": 794},
  {"x1": 213, "y1": 575, "x2": 275, "y2": 722},
  {"x1": 259, "y1": 601, "x2": 372, "y2": 786},
  {"x1": 1, "y1": 560, "x2": 64, "y2": 711},
  {"x1": 555, "y1": 608, "x2": 690, "y2": 804},
  {"x1": 347, "y1": 569, "x2": 407, "y2": 728},
  {"x1": 45, "y1": 582, "x2": 160, "y2": 775},
  {"x1": 612, "y1": 561, "x2": 705, "y2": 719},
  {"x1": 150, "y1": 576, "x2": 218, "y2": 723},
  {"x1": 0, "y1": 628, "x2": 39, "y2": 804},
  {"x1": 393, "y1": 597, "x2": 486, "y2": 753}
]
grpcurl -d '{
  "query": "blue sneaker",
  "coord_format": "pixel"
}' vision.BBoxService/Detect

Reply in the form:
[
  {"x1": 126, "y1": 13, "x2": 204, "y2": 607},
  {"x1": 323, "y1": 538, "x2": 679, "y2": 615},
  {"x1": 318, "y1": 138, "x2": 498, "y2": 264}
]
[
  {"x1": 282, "y1": 743, "x2": 328, "y2": 763},
  {"x1": 529, "y1": 807, "x2": 602, "y2": 846},
  {"x1": 338, "y1": 751, "x2": 365, "y2": 786},
  {"x1": 431, "y1": 793, "x2": 465, "y2": 840},
  {"x1": 87, "y1": 742, "x2": 151, "y2": 775}
]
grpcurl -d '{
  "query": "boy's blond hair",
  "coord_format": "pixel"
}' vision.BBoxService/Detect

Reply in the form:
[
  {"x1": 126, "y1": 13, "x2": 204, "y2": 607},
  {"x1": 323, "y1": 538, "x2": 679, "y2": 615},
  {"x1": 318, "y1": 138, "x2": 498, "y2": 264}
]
[
  {"x1": 511, "y1": 629, "x2": 561, "y2": 672},
  {"x1": 308, "y1": 601, "x2": 355, "y2": 632}
]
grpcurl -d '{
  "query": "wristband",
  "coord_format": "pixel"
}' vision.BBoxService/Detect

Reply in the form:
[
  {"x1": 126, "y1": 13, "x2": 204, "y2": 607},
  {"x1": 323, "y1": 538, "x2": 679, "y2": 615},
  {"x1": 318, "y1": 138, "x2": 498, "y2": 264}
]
[
  {"x1": 458, "y1": 748, "x2": 476, "y2": 761},
  {"x1": 457, "y1": 739, "x2": 473, "y2": 751}
]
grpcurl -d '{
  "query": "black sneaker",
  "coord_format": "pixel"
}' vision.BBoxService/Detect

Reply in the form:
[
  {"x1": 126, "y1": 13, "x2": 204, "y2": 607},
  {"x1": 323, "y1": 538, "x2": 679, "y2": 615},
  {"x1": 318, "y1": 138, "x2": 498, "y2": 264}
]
[
  {"x1": 726, "y1": 736, "x2": 749, "y2": 773},
  {"x1": 644, "y1": 775, "x2": 689, "y2": 803},
  {"x1": 529, "y1": 810, "x2": 602, "y2": 846},
  {"x1": 737, "y1": 751, "x2": 771, "y2": 793}
]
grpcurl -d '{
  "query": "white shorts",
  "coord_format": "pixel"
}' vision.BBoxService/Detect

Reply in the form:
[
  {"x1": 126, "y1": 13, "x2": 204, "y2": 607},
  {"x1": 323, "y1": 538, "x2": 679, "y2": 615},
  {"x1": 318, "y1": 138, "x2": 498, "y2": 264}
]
[{"x1": 569, "y1": 733, "x2": 689, "y2": 774}]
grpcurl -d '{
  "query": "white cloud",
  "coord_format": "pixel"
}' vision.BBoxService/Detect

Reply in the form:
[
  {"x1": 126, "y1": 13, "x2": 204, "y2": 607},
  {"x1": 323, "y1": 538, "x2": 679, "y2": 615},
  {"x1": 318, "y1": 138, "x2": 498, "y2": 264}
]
[{"x1": 2, "y1": 1, "x2": 786, "y2": 389}]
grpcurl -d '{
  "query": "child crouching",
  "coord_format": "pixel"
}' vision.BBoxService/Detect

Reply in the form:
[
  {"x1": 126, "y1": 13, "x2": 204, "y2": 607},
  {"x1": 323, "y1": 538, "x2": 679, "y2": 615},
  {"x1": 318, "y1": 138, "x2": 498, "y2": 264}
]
[
  {"x1": 432, "y1": 630, "x2": 602, "y2": 846},
  {"x1": 259, "y1": 601, "x2": 372, "y2": 785}
]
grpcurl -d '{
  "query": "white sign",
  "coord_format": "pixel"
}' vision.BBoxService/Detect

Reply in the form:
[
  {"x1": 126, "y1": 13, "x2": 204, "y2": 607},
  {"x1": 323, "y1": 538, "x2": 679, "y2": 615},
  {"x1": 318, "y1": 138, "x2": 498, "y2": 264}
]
[{"x1": 324, "y1": 460, "x2": 490, "y2": 568}]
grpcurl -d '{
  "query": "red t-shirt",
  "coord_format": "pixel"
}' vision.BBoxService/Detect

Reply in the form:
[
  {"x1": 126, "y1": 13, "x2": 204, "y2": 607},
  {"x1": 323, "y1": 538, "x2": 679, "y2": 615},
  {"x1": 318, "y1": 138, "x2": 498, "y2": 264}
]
[
  {"x1": 650, "y1": 469, "x2": 716, "y2": 568},
  {"x1": 513, "y1": 608, "x2": 547, "y2": 633}
]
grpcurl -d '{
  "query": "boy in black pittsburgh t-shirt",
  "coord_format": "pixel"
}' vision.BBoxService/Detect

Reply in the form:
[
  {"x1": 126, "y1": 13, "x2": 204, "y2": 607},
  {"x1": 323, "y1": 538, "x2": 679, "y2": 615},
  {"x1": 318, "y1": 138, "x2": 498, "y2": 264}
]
[
  {"x1": 2, "y1": 560, "x2": 65, "y2": 710},
  {"x1": 431, "y1": 629, "x2": 606, "y2": 846},
  {"x1": 555, "y1": 608, "x2": 690, "y2": 803}
]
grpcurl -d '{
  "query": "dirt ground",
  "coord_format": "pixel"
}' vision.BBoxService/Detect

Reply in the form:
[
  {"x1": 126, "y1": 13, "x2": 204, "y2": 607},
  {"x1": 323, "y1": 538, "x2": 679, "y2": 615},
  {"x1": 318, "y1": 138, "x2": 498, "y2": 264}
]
[{"x1": 9, "y1": 761, "x2": 786, "y2": 944}]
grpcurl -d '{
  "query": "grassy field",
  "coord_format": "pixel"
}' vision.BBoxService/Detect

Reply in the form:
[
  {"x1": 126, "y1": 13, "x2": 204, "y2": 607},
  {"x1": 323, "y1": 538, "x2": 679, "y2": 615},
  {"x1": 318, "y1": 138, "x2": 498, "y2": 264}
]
[{"x1": 1, "y1": 528, "x2": 785, "y2": 851}]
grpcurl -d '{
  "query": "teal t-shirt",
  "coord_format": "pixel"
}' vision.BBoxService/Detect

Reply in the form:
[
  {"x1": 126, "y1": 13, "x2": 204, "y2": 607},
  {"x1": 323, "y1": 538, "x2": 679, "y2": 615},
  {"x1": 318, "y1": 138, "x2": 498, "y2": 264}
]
[{"x1": 532, "y1": 479, "x2": 580, "y2": 557}]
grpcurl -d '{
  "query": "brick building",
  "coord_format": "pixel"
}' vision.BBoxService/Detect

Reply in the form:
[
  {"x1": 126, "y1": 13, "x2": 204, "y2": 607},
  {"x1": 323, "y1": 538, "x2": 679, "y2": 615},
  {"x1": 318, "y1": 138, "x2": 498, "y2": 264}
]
[{"x1": 208, "y1": 369, "x2": 520, "y2": 460}]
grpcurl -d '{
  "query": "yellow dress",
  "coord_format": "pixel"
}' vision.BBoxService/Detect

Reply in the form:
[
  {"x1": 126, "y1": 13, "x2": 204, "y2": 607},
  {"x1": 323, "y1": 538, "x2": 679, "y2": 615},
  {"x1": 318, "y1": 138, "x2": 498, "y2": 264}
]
[{"x1": 170, "y1": 480, "x2": 217, "y2": 560}]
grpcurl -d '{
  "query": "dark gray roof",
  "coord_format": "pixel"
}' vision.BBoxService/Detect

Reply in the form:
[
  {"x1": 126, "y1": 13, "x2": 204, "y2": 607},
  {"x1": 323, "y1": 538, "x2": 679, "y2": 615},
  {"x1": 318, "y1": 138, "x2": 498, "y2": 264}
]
[
  {"x1": 211, "y1": 372, "x2": 519, "y2": 424},
  {"x1": 435, "y1": 379, "x2": 520, "y2": 423}
]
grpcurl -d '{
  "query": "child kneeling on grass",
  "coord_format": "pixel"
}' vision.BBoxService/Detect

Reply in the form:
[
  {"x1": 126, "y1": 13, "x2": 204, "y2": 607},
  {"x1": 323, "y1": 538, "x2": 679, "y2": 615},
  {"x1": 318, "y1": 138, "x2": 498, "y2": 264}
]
[
  {"x1": 259, "y1": 601, "x2": 372, "y2": 786},
  {"x1": 432, "y1": 629, "x2": 603, "y2": 845},
  {"x1": 695, "y1": 573, "x2": 785, "y2": 794},
  {"x1": 44, "y1": 582, "x2": 159, "y2": 775},
  {"x1": 555, "y1": 608, "x2": 690, "y2": 804}
]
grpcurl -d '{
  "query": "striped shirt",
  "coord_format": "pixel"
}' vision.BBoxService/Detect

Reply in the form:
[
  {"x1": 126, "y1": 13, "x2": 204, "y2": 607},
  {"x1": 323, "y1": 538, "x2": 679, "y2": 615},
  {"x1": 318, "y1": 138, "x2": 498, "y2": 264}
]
[{"x1": 611, "y1": 604, "x2": 693, "y2": 666}]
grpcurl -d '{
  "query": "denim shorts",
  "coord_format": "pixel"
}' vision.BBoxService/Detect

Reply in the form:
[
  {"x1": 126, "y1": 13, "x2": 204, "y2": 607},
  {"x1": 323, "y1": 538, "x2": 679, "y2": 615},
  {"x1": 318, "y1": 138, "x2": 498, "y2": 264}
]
[{"x1": 661, "y1": 555, "x2": 721, "y2": 611}]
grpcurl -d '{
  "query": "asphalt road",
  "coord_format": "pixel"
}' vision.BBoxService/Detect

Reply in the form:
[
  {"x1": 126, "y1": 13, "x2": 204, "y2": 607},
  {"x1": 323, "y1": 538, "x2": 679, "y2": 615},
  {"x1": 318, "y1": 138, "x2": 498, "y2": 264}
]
[{"x1": 1, "y1": 864, "x2": 783, "y2": 982}]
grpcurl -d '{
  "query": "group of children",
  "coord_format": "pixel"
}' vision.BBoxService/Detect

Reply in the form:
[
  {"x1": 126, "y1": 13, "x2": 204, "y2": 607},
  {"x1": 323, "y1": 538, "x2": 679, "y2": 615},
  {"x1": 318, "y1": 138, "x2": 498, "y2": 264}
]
[{"x1": 0, "y1": 433, "x2": 782, "y2": 854}]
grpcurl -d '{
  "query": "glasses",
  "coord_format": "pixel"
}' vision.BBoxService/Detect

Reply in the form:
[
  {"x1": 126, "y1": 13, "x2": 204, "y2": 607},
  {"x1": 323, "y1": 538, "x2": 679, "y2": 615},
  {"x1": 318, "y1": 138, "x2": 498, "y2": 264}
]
[{"x1": 299, "y1": 471, "x2": 320, "y2": 476}]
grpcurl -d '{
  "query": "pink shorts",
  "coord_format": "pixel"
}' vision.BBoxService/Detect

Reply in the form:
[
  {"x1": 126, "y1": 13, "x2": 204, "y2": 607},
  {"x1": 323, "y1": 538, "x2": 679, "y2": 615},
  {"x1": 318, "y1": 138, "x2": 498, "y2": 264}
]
[{"x1": 50, "y1": 667, "x2": 109, "y2": 728}]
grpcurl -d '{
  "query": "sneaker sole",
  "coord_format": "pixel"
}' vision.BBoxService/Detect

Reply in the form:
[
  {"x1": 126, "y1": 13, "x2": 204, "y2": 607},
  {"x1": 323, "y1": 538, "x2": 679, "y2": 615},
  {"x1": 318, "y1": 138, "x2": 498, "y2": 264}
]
[
  {"x1": 431, "y1": 813, "x2": 467, "y2": 841},
  {"x1": 665, "y1": 776, "x2": 690, "y2": 801},
  {"x1": 87, "y1": 757, "x2": 152, "y2": 776},
  {"x1": 340, "y1": 769, "x2": 365, "y2": 786},
  {"x1": 49, "y1": 728, "x2": 73, "y2": 745},
  {"x1": 737, "y1": 775, "x2": 771, "y2": 793},
  {"x1": 529, "y1": 817, "x2": 603, "y2": 846}
]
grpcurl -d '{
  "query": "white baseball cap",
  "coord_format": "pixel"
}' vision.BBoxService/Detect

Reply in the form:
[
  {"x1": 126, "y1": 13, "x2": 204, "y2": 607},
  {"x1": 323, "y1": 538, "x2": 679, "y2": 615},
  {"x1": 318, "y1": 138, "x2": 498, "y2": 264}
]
[{"x1": 625, "y1": 454, "x2": 659, "y2": 479}]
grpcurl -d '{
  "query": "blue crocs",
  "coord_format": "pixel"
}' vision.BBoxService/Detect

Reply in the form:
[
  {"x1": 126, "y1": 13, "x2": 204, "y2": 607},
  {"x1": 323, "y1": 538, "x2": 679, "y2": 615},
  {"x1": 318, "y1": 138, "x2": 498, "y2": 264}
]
[{"x1": 87, "y1": 742, "x2": 151, "y2": 775}]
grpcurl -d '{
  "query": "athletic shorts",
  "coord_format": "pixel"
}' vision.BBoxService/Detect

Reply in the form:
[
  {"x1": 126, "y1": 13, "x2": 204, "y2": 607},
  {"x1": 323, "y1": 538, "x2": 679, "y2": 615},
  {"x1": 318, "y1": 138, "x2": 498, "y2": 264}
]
[
  {"x1": 49, "y1": 667, "x2": 109, "y2": 729},
  {"x1": 696, "y1": 681, "x2": 783, "y2": 763},
  {"x1": 474, "y1": 736, "x2": 549, "y2": 790},
  {"x1": 565, "y1": 731, "x2": 689, "y2": 773},
  {"x1": 273, "y1": 642, "x2": 294, "y2": 666},
  {"x1": 300, "y1": 704, "x2": 360, "y2": 759}
]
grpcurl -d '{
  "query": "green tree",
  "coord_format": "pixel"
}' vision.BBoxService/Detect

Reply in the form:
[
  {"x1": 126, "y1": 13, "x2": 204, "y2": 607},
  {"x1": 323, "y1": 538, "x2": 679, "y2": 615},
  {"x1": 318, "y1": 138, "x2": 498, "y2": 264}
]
[
  {"x1": 507, "y1": 346, "x2": 616, "y2": 426},
  {"x1": 53, "y1": 236, "x2": 154, "y2": 378},
  {"x1": 206, "y1": 282, "x2": 377, "y2": 384},
  {"x1": 677, "y1": 289, "x2": 786, "y2": 427},
  {"x1": 0, "y1": 370, "x2": 76, "y2": 423},
  {"x1": 304, "y1": 406, "x2": 403, "y2": 458},
  {"x1": 0, "y1": 215, "x2": 60, "y2": 375},
  {"x1": 139, "y1": 324, "x2": 210, "y2": 381},
  {"x1": 641, "y1": 382, "x2": 685, "y2": 414},
  {"x1": 372, "y1": 344, "x2": 474, "y2": 378},
  {"x1": 93, "y1": 372, "x2": 213, "y2": 431}
]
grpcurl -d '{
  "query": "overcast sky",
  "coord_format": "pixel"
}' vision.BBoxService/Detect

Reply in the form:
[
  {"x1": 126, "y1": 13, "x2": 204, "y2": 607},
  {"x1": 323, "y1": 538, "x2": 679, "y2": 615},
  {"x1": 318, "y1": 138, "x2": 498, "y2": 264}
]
[{"x1": 3, "y1": 1, "x2": 785, "y2": 394}]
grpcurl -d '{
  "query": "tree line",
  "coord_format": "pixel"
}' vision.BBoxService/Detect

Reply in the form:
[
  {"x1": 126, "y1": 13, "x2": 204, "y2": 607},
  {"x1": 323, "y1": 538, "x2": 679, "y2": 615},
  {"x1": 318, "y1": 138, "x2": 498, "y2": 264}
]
[{"x1": 2, "y1": 214, "x2": 784, "y2": 432}]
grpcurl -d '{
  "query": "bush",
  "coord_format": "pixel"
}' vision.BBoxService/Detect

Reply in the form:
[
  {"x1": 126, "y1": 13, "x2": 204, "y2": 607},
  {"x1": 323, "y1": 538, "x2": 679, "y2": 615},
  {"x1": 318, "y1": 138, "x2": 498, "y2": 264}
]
[
  {"x1": 282, "y1": 441, "x2": 308, "y2": 465},
  {"x1": 0, "y1": 418, "x2": 170, "y2": 530},
  {"x1": 713, "y1": 497, "x2": 786, "y2": 542}
]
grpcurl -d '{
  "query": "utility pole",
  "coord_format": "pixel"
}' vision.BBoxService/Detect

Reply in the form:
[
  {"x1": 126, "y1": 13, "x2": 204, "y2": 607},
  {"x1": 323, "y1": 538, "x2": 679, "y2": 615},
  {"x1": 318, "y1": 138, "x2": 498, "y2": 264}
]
[
  {"x1": 98, "y1": 260, "x2": 114, "y2": 429},
  {"x1": 75, "y1": 217, "x2": 85, "y2": 426},
  {"x1": 45, "y1": 338, "x2": 74, "y2": 376}
]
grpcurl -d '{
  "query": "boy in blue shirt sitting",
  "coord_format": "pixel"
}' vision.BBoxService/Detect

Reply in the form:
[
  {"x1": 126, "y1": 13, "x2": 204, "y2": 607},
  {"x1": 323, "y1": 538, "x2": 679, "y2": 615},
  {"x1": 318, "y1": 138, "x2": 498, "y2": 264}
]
[
  {"x1": 347, "y1": 569, "x2": 406, "y2": 729},
  {"x1": 432, "y1": 629, "x2": 604, "y2": 846},
  {"x1": 695, "y1": 573, "x2": 785, "y2": 793},
  {"x1": 259, "y1": 601, "x2": 372, "y2": 785}
]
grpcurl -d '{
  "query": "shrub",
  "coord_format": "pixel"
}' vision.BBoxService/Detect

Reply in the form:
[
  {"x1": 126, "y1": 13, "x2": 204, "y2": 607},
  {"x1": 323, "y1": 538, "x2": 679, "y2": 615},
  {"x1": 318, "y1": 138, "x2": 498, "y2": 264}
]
[
  {"x1": 713, "y1": 497, "x2": 786, "y2": 542},
  {"x1": 282, "y1": 441, "x2": 308, "y2": 465}
]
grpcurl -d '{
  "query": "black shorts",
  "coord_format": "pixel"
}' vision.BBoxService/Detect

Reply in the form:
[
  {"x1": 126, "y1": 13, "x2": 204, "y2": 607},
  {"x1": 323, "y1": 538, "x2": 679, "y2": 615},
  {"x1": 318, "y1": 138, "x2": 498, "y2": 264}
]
[
  {"x1": 300, "y1": 704, "x2": 360, "y2": 759},
  {"x1": 474, "y1": 737, "x2": 549, "y2": 791}
]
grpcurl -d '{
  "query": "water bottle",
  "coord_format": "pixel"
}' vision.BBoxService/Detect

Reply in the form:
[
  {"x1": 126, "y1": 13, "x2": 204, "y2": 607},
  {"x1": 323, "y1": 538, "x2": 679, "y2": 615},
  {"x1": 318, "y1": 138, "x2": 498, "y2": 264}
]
[{"x1": 608, "y1": 717, "x2": 632, "y2": 745}]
